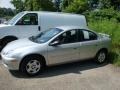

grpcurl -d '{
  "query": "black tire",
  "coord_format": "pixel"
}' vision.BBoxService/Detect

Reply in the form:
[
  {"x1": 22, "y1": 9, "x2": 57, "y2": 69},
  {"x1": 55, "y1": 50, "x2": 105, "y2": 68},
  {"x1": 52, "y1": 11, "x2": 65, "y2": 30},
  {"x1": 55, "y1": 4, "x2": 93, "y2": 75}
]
[
  {"x1": 95, "y1": 50, "x2": 107, "y2": 64},
  {"x1": 20, "y1": 56, "x2": 44, "y2": 76}
]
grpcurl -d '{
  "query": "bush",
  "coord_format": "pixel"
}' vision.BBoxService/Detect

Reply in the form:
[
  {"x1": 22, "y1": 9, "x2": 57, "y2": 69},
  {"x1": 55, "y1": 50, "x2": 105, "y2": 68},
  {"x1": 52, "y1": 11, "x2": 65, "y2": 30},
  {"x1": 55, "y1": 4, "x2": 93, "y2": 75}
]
[
  {"x1": 88, "y1": 19, "x2": 120, "y2": 66},
  {"x1": 63, "y1": 0, "x2": 88, "y2": 14},
  {"x1": 86, "y1": 8, "x2": 117, "y2": 21}
]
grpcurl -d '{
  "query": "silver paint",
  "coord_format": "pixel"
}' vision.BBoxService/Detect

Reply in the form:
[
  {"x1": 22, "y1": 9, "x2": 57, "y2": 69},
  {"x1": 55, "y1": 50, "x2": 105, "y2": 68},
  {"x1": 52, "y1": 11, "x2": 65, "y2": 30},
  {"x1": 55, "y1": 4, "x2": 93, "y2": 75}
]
[{"x1": 1, "y1": 26, "x2": 111, "y2": 70}]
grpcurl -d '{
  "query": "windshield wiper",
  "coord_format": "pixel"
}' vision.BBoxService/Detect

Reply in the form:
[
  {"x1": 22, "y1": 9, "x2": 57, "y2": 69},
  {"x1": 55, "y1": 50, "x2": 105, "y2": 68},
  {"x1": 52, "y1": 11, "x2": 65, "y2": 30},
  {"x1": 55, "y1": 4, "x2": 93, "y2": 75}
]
[{"x1": 30, "y1": 36, "x2": 39, "y2": 43}]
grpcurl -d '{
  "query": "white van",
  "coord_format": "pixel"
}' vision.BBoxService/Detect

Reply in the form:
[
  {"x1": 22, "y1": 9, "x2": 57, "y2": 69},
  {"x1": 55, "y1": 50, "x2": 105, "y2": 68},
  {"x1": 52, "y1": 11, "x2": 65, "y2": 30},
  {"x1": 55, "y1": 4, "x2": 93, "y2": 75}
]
[{"x1": 0, "y1": 11, "x2": 87, "y2": 50}]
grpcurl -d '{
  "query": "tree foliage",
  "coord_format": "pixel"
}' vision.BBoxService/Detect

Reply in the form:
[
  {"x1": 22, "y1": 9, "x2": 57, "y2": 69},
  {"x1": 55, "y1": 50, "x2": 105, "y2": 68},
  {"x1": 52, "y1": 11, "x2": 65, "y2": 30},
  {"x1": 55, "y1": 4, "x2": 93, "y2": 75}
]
[
  {"x1": 11, "y1": 0, "x2": 24, "y2": 13},
  {"x1": 8, "y1": 0, "x2": 120, "y2": 16},
  {"x1": 110, "y1": 0, "x2": 120, "y2": 10},
  {"x1": 99, "y1": 0, "x2": 111, "y2": 9},
  {"x1": 63, "y1": 0, "x2": 89, "y2": 14},
  {"x1": 11, "y1": 0, "x2": 56, "y2": 12},
  {"x1": 53, "y1": 0, "x2": 62, "y2": 11},
  {"x1": 0, "y1": 8, "x2": 14, "y2": 18},
  {"x1": 62, "y1": 0, "x2": 73, "y2": 10}
]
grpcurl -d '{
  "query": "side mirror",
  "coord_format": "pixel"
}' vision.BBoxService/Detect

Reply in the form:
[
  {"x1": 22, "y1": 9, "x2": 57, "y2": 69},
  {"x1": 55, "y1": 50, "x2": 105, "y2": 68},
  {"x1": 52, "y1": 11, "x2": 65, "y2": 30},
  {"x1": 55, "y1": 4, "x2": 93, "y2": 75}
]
[{"x1": 50, "y1": 41, "x2": 60, "y2": 46}]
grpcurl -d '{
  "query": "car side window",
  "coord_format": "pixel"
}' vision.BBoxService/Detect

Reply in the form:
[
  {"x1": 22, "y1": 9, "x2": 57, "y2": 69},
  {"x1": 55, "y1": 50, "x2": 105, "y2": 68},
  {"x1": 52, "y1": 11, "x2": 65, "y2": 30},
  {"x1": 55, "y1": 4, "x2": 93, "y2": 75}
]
[
  {"x1": 82, "y1": 30, "x2": 97, "y2": 41},
  {"x1": 52, "y1": 30, "x2": 78, "y2": 44},
  {"x1": 16, "y1": 13, "x2": 38, "y2": 25}
]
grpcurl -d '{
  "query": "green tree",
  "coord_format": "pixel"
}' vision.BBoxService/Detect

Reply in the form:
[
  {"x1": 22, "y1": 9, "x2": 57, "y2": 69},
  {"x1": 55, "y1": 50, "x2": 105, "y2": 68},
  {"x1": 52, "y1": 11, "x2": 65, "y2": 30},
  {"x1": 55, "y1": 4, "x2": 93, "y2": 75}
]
[
  {"x1": 99, "y1": 0, "x2": 120, "y2": 10},
  {"x1": 40, "y1": 0, "x2": 56, "y2": 11},
  {"x1": 88, "y1": 0, "x2": 99, "y2": 9},
  {"x1": 24, "y1": 0, "x2": 41, "y2": 11},
  {"x1": 99, "y1": 0, "x2": 111, "y2": 9},
  {"x1": 110, "y1": 0, "x2": 120, "y2": 10},
  {"x1": 11, "y1": 0, "x2": 56, "y2": 12},
  {"x1": 62, "y1": 0, "x2": 73, "y2": 10},
  {"x1": 0, "y1": 8, "x2": 14, "y2": 18},
  {"x1": 11, "y1": 0, "x2": 25, "y2": 13},
  {"x1": 24, "y1": 0, "x2": 56, "y2": 11},
  {"x1": 63, "y1": 0, "x2": 89, "y2": 14}
]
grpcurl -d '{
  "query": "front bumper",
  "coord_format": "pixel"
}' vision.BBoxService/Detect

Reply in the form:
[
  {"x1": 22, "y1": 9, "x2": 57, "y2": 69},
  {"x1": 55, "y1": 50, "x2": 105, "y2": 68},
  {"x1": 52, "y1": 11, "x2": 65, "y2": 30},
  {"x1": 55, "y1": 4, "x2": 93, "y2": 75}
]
[{"x1": 1, "y1": 54, "x2": 20, "y2": 70}]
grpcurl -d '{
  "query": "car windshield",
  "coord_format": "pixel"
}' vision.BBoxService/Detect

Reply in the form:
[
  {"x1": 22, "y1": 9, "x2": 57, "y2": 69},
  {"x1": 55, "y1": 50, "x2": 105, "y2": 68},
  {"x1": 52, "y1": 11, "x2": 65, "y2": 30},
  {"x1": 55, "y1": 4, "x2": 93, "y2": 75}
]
[
  {"x1": 29, "y1": 28, "x2": 63, "y2": 43},
  {"x1": 7, "y1": 12, "x2": 25, "y2": 25}
]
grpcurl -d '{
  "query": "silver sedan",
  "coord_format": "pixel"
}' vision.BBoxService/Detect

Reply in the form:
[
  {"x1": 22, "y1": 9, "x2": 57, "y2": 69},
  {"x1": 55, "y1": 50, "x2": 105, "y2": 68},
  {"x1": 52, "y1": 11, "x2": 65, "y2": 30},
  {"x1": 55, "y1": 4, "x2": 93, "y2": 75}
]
[{"x1": 1, "y1": 26, "x2": 111, "y2": 76}]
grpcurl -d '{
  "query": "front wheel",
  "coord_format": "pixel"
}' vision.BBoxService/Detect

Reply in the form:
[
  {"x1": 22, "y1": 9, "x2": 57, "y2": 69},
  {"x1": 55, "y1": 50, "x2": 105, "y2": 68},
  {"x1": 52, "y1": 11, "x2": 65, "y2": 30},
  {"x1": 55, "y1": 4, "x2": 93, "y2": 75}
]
[
  {"x1": 20, "y1": 57, "x2": 44, "y2": 76},
  {"x1": 95, "y1": 50, "x2": 107, "y2": 64}
]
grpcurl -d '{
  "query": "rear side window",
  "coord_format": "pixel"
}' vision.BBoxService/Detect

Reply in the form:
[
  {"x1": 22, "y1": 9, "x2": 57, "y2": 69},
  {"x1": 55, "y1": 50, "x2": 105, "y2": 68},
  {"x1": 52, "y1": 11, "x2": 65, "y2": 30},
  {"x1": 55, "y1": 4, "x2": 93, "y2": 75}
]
[
  {"x1": 89, "y1": 31, "x2": 98, "y2": 40},
  {"x1": 16, "y1": 13, "x2": 38, "y2": 25},
  {"x1": 83, "y1": 30, "x2": 97, "y2": 41},
  {"x1": 83, "y1": 30, "x2": 89, "y2": 40}
]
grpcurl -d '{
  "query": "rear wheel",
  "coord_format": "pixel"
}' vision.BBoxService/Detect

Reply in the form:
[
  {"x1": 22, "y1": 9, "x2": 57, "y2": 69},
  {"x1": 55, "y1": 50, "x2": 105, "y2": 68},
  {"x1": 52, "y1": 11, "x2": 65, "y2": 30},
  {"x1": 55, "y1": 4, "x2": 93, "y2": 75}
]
[
  {"x1": 95, "y1": 50, "x2": 107, "y2": 64},
  {"x1": 20, "y1": 56, "x2": 44, "y2": 76}
]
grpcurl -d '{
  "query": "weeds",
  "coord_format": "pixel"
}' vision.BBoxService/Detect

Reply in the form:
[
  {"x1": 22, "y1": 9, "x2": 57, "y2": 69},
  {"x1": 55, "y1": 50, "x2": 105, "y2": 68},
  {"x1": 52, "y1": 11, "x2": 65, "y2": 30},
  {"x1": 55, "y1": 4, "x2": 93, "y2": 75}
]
[{"x1": 88, "y1": 19, "x2": 120, "y2": 66}]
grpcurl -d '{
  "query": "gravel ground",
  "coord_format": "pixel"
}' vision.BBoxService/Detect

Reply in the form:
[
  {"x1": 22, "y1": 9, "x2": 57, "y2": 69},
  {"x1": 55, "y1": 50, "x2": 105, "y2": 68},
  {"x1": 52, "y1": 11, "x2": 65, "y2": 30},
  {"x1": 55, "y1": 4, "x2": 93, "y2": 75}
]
[{"x1": 0, "y1": 60, "x2": 120, "y2": 90}]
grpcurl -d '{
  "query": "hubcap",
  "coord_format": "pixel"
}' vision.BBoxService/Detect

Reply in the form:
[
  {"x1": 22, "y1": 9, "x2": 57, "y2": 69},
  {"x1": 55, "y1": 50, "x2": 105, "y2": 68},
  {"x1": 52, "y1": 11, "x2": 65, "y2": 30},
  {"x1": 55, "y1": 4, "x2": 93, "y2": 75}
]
[
  {"x1": 26, "y1": 60, "x2": 41, "y2": 74},
  {"x1": 98, "y1": 52, "x2": 106, "y2": 63}
]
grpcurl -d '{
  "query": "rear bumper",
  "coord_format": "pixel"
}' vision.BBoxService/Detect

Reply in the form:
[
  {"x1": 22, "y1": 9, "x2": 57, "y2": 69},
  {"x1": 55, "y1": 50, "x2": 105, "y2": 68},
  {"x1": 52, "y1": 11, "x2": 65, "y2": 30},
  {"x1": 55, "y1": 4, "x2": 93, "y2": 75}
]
[{"x1": 1, "y1": 54, "x2": 20, "y2": 70}]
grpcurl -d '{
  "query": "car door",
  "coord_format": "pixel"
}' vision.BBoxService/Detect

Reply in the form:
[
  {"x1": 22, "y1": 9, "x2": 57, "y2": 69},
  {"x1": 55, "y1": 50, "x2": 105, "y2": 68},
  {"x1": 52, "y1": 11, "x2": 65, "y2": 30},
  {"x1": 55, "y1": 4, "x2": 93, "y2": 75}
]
[
  {"x1": 79, "y1": 29, "x2": 100, "y2": 60},
  {"x1": 47, "y1": 29, "x2": 80, "y2": 65},
  {"x1": 14, "y1": 13, "x2": 40, "y2": 38}
]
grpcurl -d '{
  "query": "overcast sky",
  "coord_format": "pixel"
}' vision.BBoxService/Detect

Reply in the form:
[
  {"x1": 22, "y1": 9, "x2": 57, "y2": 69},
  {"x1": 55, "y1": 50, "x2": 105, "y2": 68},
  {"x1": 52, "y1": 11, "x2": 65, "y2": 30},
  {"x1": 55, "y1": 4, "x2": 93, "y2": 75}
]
[{"x1": 0, "y1": 0, "x2": 14, "y2": 9}]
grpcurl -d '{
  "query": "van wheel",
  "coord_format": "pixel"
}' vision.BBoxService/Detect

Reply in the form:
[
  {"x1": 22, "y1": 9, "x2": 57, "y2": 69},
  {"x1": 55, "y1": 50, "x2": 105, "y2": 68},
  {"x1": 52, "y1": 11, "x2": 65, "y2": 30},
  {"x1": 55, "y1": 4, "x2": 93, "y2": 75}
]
[
  {"x1": 95, "y1": 50, "x2": 107, "y2": 64},
  {"x1": 20, "y1": 57, "x2": 44, "y2": 76},
  {"x1": 1, "y1": 37, "x2": 17, "y2": 50}
]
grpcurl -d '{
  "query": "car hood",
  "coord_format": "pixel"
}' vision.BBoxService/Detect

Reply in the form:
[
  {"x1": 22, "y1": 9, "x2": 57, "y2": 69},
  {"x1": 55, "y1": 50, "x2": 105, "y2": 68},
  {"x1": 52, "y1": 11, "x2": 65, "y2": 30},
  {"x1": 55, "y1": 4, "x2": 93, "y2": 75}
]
[
  {"x1": 0, "y1": 24, "x2": 11, "y2": 27},
  {"x1": 2, "y1": 38, "x2": 38, "y2": 53}
]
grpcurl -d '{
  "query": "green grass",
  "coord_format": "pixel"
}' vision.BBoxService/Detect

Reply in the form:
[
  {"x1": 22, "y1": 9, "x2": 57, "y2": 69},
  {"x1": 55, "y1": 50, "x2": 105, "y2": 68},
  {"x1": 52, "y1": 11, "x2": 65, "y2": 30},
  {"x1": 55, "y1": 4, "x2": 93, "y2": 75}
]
[{"x1": 88, "y1": 19, "x2": 120, "y2": 66}]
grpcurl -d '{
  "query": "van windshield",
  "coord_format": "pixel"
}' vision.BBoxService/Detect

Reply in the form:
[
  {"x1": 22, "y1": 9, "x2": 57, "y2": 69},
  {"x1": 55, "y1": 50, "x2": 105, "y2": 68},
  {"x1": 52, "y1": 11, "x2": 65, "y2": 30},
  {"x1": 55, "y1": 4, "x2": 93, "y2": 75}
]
[
  {"x1": 29, "y1": 28, "x2": 63, "y2": 43},
  {"x1": 7, "y1": 12, "x2": 25, "y2": 25}
]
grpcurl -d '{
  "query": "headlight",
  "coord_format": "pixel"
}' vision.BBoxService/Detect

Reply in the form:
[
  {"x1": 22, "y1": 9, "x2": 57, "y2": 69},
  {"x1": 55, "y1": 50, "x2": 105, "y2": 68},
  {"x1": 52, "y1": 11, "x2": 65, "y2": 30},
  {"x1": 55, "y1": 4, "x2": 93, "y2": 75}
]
[
  {"x1": 6, "y1": 50, "x2": 14, "y2": 55},
  {"x1": 5, "y1": 49, "x2": 22, "y2": 58},
  {"x1": 5, "y1": 50, "x2": 15, "y2": 57}
]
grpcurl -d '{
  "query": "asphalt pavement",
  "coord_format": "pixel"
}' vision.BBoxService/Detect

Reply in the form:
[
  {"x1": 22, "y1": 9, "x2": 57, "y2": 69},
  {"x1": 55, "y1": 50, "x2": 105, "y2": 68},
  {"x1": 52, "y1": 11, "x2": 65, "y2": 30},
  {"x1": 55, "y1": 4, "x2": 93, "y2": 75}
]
[{"x1": 0, "y1": 60, "x2": 120, "y2": 90}]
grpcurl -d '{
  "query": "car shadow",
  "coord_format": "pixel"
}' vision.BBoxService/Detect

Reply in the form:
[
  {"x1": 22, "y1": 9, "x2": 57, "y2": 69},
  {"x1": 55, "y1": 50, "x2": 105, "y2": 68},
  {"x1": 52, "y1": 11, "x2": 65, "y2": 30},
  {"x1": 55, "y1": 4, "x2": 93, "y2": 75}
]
[{"x1": 9, "y1": 60, "x2": 108, "y2": 78}]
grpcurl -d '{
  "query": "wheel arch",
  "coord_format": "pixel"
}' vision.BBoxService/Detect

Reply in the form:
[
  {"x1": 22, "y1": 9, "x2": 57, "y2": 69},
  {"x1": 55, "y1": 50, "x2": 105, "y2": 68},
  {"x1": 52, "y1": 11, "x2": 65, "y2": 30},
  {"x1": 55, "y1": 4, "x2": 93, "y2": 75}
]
[
  {"x1": 1, "y1": 35, "x2": 18, "y2": 40},
  {"x1": 19, "y1": 54, "x2": 46, "y2": 71},
  {"x1": 95, "y1": 48, "x2": 109, "y2": 63},
  {"x1": 1, "y1": 35, "x2": 18, "y2": 45},
  {"x1": 97, "y1": 48, "x2": 108, "y2": 55}
]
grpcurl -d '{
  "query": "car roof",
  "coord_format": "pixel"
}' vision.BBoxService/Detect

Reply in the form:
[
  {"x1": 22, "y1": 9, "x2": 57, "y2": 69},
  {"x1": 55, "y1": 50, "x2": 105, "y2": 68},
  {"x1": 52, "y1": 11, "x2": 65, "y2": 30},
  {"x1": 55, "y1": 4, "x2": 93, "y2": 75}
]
[
  {"x1": 23, "y1": 11, "x2": 85, "y2": 17},
  {"x1": 55, "y1": 26, "x2": 98, "y2": 35},
  {"x1": 55, "y1": 26, "x2": 89, "y2": 31}
]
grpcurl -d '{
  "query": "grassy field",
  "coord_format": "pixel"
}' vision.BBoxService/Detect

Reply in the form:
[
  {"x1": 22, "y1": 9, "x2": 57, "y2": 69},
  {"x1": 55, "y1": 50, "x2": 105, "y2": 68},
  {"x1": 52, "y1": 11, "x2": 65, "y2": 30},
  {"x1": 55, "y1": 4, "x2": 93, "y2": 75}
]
[{"x1": 88, "y1": 19, "x2": 120, "y2": 66}]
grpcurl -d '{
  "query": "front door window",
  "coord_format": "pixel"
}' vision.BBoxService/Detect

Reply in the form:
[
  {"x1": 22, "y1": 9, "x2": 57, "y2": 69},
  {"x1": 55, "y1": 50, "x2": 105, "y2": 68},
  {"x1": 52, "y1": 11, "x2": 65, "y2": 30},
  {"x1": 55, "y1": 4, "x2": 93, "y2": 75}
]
[
  {"x1": 16, "y1": 13, "x2": 38, "y2": 25},
  {"x1": 52, "y1": 30, "x2": 78, "y2": 45}
]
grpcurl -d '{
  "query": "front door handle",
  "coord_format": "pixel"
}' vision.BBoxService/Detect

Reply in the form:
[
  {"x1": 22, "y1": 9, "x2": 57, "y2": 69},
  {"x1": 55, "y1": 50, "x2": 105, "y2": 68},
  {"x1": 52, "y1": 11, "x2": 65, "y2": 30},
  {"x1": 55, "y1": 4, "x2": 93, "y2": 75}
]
[{"x1": 38, "y1": 26, "x2": 41, "y2": 31}]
